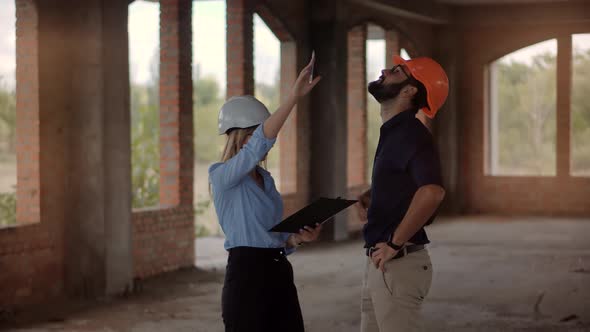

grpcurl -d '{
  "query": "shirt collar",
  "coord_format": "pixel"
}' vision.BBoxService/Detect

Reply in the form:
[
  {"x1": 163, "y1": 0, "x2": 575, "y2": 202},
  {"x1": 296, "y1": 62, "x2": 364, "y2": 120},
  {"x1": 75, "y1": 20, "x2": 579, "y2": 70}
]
[{"x1": 380, "y1": 109, "x2": 416, "y2": 132}]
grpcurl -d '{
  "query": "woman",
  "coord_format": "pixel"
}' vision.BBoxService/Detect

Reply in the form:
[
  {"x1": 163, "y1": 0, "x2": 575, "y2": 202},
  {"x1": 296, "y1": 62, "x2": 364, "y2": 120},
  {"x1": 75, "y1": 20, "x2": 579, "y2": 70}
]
[{"x1": 209, "y1": 57, "x2": 321, "y2": 332}]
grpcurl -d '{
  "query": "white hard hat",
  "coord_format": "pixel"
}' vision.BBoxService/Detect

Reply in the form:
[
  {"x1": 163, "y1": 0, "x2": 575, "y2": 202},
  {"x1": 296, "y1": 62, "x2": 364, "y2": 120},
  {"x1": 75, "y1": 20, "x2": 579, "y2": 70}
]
[{"x1": 218, "y1": 95, "x2": 271, "y2": 135}]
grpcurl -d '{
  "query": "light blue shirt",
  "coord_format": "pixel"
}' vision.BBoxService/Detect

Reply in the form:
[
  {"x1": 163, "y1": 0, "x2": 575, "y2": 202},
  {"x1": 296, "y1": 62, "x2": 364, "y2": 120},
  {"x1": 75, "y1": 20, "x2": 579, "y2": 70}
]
[{"x1": 209, "y1": 124, "x2": 294, "y2": 253}]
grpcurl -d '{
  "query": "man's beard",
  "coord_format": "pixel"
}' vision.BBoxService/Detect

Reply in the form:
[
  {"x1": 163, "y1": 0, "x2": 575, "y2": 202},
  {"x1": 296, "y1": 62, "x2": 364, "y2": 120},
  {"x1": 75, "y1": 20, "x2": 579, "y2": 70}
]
[{"x1": 367, "y1": 78, "x2": 410, "y2": 103}]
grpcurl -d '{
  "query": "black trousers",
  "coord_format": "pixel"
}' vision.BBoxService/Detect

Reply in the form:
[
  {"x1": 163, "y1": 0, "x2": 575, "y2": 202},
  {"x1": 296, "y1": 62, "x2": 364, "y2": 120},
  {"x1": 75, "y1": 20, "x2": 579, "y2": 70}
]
[{"x1": 222, "y1": 247, "x2": 304, "y2": 332}]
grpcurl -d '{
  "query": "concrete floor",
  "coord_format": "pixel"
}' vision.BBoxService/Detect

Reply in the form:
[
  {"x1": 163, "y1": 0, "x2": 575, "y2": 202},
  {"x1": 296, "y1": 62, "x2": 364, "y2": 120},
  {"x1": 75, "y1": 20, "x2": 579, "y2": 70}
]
[{"x1": 1, "y1": 216, "x2": 589, "y2": 331}]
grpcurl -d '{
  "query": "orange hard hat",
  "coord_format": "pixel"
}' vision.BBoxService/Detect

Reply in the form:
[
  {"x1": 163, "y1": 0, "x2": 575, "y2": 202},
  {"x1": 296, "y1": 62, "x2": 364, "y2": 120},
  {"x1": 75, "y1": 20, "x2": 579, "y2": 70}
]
[{"x1": 393, "y1": 55, "x2": 449, "y2": 118}]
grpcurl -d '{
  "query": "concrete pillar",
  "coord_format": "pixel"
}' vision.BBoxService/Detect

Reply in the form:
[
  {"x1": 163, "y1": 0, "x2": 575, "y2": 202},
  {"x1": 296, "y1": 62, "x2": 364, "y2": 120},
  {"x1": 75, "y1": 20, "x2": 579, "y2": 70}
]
[
  {"x1": 102, "y1": 0, "x2": 134, "y2": 295},
  {"x1": 226, "y1": 0, "x2": 254, "y2": 97},
  {"x1": 38, "y1": 0, "x2": 133, "y2": 298},
  {"x1": 432, "y1": 27, "x2": 460, "y2": 213},
  {"x1": 310, "y1": 1, "x2": 349, "y2": 241}
]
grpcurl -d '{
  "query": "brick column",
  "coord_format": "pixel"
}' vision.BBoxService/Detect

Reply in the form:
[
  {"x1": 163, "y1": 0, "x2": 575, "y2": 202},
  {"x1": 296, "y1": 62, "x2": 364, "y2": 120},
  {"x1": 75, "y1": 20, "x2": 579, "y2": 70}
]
[
  {"x1": 226, "y1": 0, "x2": 254, "y2": 97},
  {"x1": 556, "y1": 34, "x2": 571, "y2": 178},
  {"x1": 347, "y1": 25, "x2": 367, "y2": 189},
  {"x1": 385, "y1": 29, "x2": 400, "y2": 68},
  {"x1": 15, "y1": 0, "x2": 40, "y2": 225},
  {"x1": 159, "y1": 0, "x2": 193, "y2": 207},
  {"x1": 279, "y1": 41, "x2": 298, "y2": 194}
]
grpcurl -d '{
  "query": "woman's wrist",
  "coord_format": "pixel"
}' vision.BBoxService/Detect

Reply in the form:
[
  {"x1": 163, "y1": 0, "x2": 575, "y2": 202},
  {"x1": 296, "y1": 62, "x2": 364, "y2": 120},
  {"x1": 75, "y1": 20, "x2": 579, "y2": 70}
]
[{"x1": 287, "y1": 92, "x2": 300, "y2": 105}]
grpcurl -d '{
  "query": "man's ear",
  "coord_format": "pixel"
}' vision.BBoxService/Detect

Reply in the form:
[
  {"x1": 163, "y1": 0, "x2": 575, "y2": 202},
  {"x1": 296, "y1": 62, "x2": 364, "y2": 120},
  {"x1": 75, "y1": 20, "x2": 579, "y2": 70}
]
[{"x1": 403, "y1": 85, "x2": 418, "y2": 98}]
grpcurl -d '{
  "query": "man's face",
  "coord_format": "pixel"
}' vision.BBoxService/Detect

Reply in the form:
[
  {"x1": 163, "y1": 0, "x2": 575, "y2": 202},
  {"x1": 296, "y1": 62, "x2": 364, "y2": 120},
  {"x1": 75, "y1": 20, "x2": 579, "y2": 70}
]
[{"x1": 368, "y1": 64, "x2": 412, "y2": 103}]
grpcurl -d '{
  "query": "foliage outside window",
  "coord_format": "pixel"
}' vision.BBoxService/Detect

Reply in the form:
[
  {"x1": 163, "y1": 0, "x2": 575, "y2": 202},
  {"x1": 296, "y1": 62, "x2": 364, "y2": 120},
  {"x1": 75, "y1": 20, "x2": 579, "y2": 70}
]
[
  {"x1": 571, "y1": 33, "x2": 590, "y2": 176},
  {"x1": 488, "y1": 40, "x2": 557, "y2": 176},
  {"x1": 129, "y1": 1, "x2": 160, "y2": 209},
  {"x1": 130, "y1": 65, "x2": 160, "y2": 208},
  {"x1": 0, "y1": 1, "x2": 16, "y2": 227}
]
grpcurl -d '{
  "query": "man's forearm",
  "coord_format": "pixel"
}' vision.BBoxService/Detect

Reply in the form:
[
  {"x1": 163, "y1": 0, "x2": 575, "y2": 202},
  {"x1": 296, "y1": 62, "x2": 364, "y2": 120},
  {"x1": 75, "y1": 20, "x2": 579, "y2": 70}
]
[
  {"x1": 391, "y1": 185, "x2": 445, "y2": 245},
  {"x1": 360, "y1": 189, "x2": 371, "y2": 207}
]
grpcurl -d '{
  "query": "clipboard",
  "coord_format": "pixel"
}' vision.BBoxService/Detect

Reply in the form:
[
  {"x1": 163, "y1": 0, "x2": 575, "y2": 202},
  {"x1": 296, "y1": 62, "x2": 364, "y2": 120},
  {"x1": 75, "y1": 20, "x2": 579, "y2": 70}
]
[{"x1": 269, "y1": 197, "x2": 358, "y2": 233}]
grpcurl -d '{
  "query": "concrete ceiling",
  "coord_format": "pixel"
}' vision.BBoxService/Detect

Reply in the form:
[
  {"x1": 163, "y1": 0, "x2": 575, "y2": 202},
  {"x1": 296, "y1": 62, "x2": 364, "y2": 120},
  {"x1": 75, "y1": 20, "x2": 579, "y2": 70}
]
[{"x1": 437, "y1": 0, "x2": 576, "y2": 4}]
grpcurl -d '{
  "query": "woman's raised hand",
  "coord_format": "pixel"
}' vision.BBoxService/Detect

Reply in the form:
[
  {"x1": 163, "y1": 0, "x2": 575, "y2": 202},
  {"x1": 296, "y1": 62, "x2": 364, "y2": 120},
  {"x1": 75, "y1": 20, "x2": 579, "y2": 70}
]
[{"x1": 291, "y1": 53, "x2": 321, "y2": 99}]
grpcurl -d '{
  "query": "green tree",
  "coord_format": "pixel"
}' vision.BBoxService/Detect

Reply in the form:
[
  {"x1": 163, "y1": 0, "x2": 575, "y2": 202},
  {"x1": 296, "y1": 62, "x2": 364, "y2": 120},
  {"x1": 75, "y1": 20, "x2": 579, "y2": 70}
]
[
  {"x1": 255, "y1": 81, "x2": 280, "y2": 112},
  {"x1": 0, "y1": 79, "x2": 15, "y2": 154},
  {"x1": 131, "y1": 84, "x2": 160, "y2": 208},
  {"x1": 130, "y1": 49, "x2": 160, "y2": 208},
  {"x1": 0, "y1": 192, "x2": 16, "y2": 227},
  {"x1": 193, "y1": 75, "x2": 225, "y2": 163},
  {"x1": 495, "y1": 53, "x2": 557, "y2": 175},
  {"x1": 571, "y1": 48, "x2": 590, "y2": 175},
  {"x1": 195, "y1": 75, "x2": 221, "y2": 108},
  {"x1": 0, "y1": 78, "x2": 16, "y2": 226}
]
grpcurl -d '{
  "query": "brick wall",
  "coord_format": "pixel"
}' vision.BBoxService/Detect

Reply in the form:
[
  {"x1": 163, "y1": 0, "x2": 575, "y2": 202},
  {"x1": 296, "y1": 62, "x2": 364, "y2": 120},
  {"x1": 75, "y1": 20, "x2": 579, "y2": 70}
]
[
  {"x1": 132, "y1": 206, "x2": 194, "y2": 278},
  {"x1": 456, "y1": 4, "x2": 590, "y2": 216},
  {"x1": 159, "y1": 0, "x2": 194, "y2": 208},
  {"x1": 0, "y1": 226, "x2": 62, "y2": 307},
  {"x1": 0, "y1": 0, "x2": 64, "y2": 308},
  {"x1": 1, "y1": 0, "x2": 196, "y2": 309}
]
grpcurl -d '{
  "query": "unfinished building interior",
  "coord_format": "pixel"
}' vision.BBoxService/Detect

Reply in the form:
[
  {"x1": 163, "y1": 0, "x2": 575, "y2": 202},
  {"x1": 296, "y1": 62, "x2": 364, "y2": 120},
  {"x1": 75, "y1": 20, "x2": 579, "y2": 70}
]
[{"x1": 0, "y1": 0, "x2": 589, "y2": 331}]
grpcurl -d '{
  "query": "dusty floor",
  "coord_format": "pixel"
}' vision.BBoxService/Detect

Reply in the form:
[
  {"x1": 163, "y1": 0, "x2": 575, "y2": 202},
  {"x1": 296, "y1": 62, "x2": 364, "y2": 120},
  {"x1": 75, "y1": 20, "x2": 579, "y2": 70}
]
[{"x1": 2, "y1": 216, "x2": 590, "y2": 332}]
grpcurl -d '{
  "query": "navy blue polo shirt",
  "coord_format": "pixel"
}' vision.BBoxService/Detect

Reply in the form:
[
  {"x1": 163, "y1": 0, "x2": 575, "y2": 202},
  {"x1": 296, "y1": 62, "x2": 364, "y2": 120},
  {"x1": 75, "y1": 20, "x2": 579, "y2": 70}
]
[{"x1": 363, "y1": 109, "x2": 443, "y2": 248}]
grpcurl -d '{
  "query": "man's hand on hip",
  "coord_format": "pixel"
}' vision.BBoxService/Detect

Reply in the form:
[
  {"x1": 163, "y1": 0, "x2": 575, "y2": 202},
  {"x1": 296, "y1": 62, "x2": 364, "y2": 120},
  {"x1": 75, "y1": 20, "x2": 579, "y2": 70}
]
[{"x1": 370, "y1": 242, "x2": 398, "y2": 272}]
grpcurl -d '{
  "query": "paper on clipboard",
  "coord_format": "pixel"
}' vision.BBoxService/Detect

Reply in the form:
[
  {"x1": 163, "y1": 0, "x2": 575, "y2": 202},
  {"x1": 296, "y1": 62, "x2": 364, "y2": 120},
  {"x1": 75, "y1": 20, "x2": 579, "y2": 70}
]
[{"x1": 269, "y1": 197, "x2": 358, "y2": 233}]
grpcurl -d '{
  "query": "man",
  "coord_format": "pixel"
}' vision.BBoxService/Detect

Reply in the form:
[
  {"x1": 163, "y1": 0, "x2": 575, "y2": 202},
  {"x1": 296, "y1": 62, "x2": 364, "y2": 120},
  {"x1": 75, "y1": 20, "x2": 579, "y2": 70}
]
[{"x1": 357, "y1": 55, "x2": 449, "y2": 332}]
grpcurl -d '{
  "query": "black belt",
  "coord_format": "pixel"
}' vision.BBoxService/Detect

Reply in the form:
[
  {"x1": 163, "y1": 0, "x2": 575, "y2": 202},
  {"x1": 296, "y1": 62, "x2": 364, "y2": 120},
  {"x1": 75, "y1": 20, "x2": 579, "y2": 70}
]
[
  {"x1": 366, "y1": 244, "x2": 425, "y2": 260},
  {"x1": 228, "y1": 246, "x2": 286, "y2": 260}
]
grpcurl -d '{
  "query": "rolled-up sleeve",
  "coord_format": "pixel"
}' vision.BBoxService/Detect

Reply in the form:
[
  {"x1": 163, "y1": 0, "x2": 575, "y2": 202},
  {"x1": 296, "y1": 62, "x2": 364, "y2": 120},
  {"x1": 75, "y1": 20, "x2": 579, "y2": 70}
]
[{"x1": 209, "y1": 124, "x2": 276, "y2": 191}]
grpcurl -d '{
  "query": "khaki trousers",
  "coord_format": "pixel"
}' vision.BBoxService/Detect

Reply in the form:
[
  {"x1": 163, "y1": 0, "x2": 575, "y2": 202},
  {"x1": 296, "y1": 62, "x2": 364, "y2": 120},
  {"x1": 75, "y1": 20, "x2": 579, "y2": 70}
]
[{"x1": 360, "y1": 248, "x2": 433, "y2": 332}]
